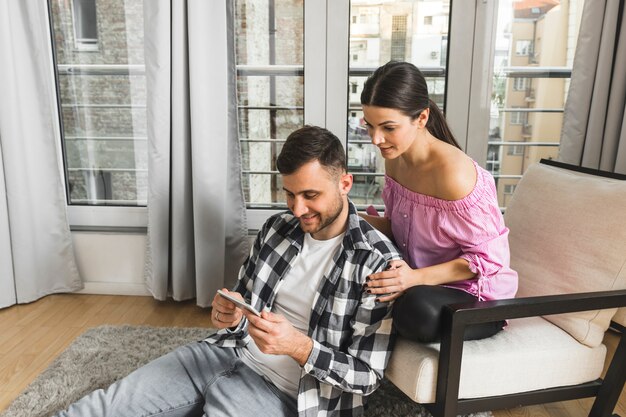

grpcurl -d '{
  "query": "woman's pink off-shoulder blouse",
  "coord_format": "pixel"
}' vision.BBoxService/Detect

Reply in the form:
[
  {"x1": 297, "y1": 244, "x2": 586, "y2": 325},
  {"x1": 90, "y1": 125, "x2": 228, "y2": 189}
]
[{"x1": 382, "y1": 160, "x2": 518, "y2": 301}]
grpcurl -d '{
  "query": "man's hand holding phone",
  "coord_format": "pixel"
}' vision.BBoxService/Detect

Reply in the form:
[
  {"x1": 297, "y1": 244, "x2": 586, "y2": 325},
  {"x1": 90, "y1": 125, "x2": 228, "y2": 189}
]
[
  {"x1": 212, "y1": 288, "x2": 246, "y2": 329},
  {"x1": 213, "y1": 289, "x2": 314, "y2": 364}
]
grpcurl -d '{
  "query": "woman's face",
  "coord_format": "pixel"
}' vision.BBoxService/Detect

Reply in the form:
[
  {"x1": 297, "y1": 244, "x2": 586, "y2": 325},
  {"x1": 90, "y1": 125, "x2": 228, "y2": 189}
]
[{"x1": 361, "y1": 105, "x2": 426, "y2": 159}]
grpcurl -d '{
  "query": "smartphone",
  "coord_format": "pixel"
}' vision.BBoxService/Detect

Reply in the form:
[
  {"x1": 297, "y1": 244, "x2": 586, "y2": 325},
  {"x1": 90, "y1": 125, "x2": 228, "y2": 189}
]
[{"x1": 217, "y1": 289, "x2": 261, "y2": 316}]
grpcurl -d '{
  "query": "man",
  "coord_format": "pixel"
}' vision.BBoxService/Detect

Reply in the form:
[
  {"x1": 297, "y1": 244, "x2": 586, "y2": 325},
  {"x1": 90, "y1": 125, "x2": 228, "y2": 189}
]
[{"x1": 55, "y1": 126, "x2": 400, "y2": 417}]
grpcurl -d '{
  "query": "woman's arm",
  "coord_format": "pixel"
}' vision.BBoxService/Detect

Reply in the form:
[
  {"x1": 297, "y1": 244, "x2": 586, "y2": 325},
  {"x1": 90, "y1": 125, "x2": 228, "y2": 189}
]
[
  {"x1": 365, "y1": 258, "x2": 475, "y2": 302},
  {"x1": 300, "y1": 258, "x2": 396, "y2": 395}
]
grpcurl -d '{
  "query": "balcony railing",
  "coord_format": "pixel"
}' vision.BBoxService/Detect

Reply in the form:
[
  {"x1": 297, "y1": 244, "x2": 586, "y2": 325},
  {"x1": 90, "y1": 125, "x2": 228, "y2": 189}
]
[{"x1": 57, "y1": 64, "x2": 573, "y2": 205}]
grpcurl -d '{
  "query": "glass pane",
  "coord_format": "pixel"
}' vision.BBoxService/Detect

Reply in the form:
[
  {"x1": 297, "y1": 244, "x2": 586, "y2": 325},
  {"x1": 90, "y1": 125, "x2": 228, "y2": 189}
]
[
  {"x1": 348, "y1": 0, "x2": 451, "y2": 207},
  {"x1": 488, "y1": 0, "x2": 585, "y2": 209},
  {"x1": 235, "y1": 0, "x2": 304, "y2": 207},
  {"x1": 49, "y1": 0, "x2": 147, "y2": 206}
]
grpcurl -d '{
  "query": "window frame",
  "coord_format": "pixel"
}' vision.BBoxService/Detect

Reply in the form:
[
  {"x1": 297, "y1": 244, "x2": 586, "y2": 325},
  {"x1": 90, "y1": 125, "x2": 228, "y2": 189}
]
[
  {"x1": 49, "y1": 0, "x2": 148, "y2": 230},
  {"x1": 57, "y1": 1, "x2": 555, "y2": 231}
]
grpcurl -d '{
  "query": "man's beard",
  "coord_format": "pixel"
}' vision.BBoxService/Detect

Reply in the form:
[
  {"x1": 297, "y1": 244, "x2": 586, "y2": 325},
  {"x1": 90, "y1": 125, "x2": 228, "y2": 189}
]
[
  {"x1": 316, "y1": 198, "x2": 344, "y2": 233},
  {"x1": 301, "y1": 195, "x2": 344, "y2": 236}
]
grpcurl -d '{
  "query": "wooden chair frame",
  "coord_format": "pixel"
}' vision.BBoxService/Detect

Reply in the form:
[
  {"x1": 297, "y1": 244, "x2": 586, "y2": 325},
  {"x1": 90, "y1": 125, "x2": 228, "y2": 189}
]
[{"x1": 426, "y1": 290, "x2": 626, "y2": 417}]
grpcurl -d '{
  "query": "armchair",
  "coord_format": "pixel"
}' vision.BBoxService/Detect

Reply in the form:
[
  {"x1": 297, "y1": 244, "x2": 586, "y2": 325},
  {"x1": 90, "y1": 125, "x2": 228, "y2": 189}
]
[{"x1": 385, "y1": 159, "x2": 626, "y2": 417}]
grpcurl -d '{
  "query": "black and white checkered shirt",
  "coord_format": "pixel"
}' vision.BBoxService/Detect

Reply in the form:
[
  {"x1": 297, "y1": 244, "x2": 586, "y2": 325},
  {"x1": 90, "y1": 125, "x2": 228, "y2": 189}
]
[{"x1": 205, "y1": 201, "x2": 401, "y2": 416}]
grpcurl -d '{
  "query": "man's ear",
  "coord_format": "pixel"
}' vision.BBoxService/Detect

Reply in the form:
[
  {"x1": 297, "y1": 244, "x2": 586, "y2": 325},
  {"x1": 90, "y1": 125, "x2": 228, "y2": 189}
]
[{"x1": 339, "y1": 173, "x2": 353, "y2": 195}]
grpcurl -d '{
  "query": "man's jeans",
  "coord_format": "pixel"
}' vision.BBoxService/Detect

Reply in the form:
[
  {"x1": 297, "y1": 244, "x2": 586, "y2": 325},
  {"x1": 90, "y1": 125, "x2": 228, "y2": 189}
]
[{"x1": 54, "y1": 342, "x2": 298, "y2": 417}]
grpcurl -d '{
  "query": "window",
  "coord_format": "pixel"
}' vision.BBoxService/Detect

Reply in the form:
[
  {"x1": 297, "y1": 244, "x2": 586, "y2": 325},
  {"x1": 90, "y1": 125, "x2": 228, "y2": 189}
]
[
  {"x1": 347, "y1": 0, "x2": 451, "y2": 207},
  {"x1": 440, "y1": 35, "x2": 448, "y2": 67},
  {"x1": 486, "y1": 143, "x2": 501, "y2": 175},
  {"x1": 357, "y1": 7, "x2": 379, "y2": 25},
  {"x1": 50, "y1": 0, "x2": 147, "y2": 207},
  {"x1": 71, "y1": 0, "x2": 98, "y2": 51},
  {"x1": 49, "y1": 1, "x2": 584, "y2": 223},
  {"x1": 510, "y1": 110, "x2": 527, "y2": 125},
  {"x1": 234, "y1": 0, "x2": 304, "y2": 207},
  {"x1": 513, "y1": 77, "x2": 528, "y2": 91},
  {"x1": 486, "y1": 161, "x2": 500, "y2": 175},
  {"x1": 230, "y1": 0, "x2": 584, "y2": 217},
  {"x1": 516, "y1": 40, "x2": 533, "y2": 56},
  {"x1": 485, "y1": 0, "x2": 585, "y2": 209}
]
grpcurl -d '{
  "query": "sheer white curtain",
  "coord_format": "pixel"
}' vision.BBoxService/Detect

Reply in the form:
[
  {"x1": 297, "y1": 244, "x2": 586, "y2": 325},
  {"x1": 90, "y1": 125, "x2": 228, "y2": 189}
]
[
  {"x1": 559, "y1": 0, "x2": 626, "y2": 174},
  {"x1": 143, "y1": 0, "x2": 249, "y2": 307},
  {"x1": 0, "y1": 1, "x2": 82, "y2": 309}
]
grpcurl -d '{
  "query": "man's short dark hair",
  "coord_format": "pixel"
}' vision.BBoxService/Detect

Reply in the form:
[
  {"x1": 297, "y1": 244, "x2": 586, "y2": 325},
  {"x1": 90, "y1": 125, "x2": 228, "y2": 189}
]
[{"x1": 276, "y1": 126, "x2": 347, "y2": 177}]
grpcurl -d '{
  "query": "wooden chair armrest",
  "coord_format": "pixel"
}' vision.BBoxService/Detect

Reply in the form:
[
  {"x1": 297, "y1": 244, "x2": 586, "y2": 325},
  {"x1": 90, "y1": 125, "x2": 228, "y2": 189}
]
[
  {"x1": 443, "y1": 289, "x2": 626, "y2": 326},
  {"x1": 430, "y1": 289, "x2": 626, "y2": 415}
]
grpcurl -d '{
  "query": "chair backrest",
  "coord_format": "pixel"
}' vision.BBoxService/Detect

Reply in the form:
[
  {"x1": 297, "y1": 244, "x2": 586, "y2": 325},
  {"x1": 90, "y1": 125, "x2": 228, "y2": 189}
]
[{"x1": 504, "y1": 161, "x2": 626, "y2": 347}]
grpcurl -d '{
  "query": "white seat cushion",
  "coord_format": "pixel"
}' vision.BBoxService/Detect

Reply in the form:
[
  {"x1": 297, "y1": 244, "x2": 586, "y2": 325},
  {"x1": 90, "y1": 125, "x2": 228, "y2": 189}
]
[{"x1": 385, "y1": 317, "x2": 606, "y2": 404}]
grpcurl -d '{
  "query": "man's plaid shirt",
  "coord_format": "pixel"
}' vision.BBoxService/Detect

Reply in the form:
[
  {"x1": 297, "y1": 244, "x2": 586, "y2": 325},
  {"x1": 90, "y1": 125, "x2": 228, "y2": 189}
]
[{"x1": 205, "y1": 201, "x2": 401, "y2": 416}]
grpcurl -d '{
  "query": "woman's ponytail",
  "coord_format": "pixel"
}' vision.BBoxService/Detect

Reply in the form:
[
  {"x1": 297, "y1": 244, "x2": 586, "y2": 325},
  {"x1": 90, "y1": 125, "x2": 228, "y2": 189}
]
[{"x1": 426, "y1": 99, "x2": 461, "y2": 150}]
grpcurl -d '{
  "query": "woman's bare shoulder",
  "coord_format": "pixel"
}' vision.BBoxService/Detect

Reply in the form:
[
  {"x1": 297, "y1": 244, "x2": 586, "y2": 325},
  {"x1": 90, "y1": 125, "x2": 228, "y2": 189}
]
[{"x1": 434, "y1": 149, "x2": 476, "y2": 201}]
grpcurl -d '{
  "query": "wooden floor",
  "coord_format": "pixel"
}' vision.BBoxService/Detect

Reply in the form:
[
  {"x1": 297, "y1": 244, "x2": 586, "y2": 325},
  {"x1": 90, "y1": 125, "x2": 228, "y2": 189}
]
[{"x1": 0, "y1": 294, "x2": 624, "y2": 416}]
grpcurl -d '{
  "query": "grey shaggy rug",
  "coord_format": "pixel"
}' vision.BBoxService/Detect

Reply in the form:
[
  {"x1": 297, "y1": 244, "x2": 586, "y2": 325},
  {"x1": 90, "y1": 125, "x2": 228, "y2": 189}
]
[{"x1": 1, "y1": 326, "x2": 492, "y2": 417}]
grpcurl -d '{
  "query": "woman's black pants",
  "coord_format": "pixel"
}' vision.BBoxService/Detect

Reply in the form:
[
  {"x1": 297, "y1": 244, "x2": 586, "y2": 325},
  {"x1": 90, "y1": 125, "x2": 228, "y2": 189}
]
[{"x1": 392, "y1": 285, "x2": 505, "y2": 343}]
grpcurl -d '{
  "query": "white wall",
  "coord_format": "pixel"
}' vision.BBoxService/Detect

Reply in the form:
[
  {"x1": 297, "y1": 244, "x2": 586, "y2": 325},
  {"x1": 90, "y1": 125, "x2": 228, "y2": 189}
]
[{"x1": 72, "y1": 232, "x2": 150, "y2": 296}]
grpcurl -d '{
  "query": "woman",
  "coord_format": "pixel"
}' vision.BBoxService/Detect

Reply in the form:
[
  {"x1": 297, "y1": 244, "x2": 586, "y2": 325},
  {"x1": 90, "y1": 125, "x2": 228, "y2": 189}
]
[{"x1": 360, "y1": 61, "x2": 518, "y2": 343}]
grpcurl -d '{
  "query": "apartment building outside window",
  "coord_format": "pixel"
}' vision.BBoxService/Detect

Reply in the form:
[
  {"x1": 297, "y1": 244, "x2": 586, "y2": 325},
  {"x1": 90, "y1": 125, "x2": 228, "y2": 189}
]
[{"x1": 489, "y1": 0, "x2": 584, "y2": 209}]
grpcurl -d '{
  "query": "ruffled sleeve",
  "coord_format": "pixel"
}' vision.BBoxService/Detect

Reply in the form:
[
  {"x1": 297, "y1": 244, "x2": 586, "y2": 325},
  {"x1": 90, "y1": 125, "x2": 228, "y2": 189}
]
[{"x1": 439, "y1": 194, "x2": 512, "y2": 298}]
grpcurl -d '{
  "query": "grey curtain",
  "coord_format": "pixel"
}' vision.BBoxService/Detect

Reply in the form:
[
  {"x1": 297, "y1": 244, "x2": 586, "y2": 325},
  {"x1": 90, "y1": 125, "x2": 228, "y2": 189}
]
[
  {"x1": 559, "y1": 0, "x2": 626, "y2": 174},
  {"x1": 143, "y1": 0, "x2": 249, "y2": 307},
  {"x1": 0, "y1": 1, "x2": 82, "y2": 309}
]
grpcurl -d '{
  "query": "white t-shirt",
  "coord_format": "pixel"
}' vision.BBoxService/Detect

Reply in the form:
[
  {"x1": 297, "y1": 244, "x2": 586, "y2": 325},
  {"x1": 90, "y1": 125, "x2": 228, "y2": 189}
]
[{"x1": 239, "y1": 231, "x2": 345, "y2": 398}]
